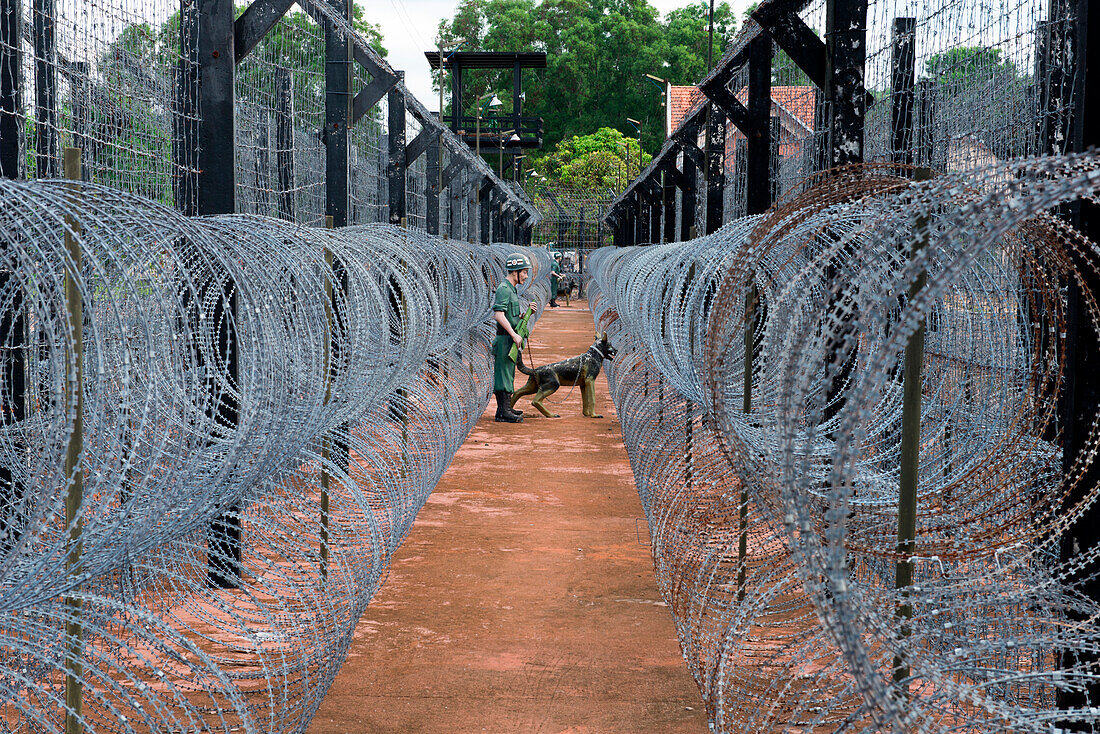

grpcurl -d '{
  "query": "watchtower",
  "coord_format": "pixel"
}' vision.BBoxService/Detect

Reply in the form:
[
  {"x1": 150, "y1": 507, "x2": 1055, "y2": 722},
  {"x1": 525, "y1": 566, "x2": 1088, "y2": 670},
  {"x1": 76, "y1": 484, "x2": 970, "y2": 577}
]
[{"x1": 425, "y1": 51, "x2": 546, "y2": 179}]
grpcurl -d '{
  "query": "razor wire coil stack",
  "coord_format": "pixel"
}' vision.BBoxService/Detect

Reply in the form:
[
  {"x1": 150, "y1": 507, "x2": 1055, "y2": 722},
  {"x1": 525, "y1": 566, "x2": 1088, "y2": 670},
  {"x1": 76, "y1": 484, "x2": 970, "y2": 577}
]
[
  {"x1": 0, "y1": 181, "x2": 549, "y2": 732},
  {"x1": 589, "y1": 155, "x2": 1100, "y2": 732}
]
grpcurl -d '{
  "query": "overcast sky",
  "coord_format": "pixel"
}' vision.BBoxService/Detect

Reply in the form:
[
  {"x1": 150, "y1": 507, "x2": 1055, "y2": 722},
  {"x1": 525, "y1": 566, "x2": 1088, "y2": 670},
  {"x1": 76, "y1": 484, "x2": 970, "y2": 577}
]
[{"x1": 363, "y1": 0, "x2": 758, "y2": 105}]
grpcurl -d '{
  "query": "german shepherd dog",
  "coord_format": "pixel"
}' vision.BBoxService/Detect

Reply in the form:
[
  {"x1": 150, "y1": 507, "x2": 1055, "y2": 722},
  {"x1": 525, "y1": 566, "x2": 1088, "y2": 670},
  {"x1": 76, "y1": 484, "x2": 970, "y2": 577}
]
[{"x1": 511, "y1": 333, "x2": 617, "y2": 418}]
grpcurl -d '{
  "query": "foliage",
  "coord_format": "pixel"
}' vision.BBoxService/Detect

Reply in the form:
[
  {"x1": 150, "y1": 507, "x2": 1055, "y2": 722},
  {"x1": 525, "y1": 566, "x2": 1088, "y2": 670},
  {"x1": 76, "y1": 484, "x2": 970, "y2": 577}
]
[
  {"x1": 76, "y1": 5, "x2": 387, "y2": 203},
  {"x1": 436, "y1": 0, "x2": 736, "y2": 160},
  {"x1": 924, "y1": 46, "x2": 1016, "y2": 82},
  {"x1": 535, "y1": 127, "x2": 651, "y2": 193}
]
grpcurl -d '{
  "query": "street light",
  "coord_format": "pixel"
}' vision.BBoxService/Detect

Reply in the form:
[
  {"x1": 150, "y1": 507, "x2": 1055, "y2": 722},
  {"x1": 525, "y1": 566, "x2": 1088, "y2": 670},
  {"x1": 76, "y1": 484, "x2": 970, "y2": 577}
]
[
  {"x1": 475, "y1": 92, "x2": 502, "y2": 164},
  {"x1": 644, "y1": 73, "x2": 672, "y2": 138}
]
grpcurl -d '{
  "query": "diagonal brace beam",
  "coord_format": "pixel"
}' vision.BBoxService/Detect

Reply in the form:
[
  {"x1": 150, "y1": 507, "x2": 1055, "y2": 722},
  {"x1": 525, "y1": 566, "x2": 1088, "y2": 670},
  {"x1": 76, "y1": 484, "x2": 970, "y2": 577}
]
[
  {"x1": 405, "y1": 128, "x2": 433, "y2": 166},
  {"x1": 234, "y1": 0, "x2": 295, "y2": 64}
]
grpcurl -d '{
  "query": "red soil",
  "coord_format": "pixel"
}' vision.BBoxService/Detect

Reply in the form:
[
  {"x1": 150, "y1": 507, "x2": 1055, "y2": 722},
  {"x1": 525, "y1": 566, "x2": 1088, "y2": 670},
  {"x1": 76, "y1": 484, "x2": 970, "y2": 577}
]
[{"x1": 308, "y1": 302, "x2": 708, "y2": 733}]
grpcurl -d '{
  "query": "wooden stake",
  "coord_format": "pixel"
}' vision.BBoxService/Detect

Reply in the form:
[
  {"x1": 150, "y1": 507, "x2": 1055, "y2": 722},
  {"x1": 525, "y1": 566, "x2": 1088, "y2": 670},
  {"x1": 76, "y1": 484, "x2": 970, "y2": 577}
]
[
  {"x1": 320, "y1": 216, "x2": 334, "y2": 581},
  {"x1": 894, "y1": 167, "x2": 933, "y2": 690},
  {"x1": 62, "y1": 146, "x2": 83, "y2": 734}
]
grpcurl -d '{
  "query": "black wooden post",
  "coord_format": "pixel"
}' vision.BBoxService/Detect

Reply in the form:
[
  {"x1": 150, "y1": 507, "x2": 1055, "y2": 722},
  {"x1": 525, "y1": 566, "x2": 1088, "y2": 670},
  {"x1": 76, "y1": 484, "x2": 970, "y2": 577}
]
[
  {"x1": 275, "y1": 66, "x2": 296, "y2": 221},
  {"x1": 821, "y1": 0, "x2": 867, "y2": 430},
  {"x1": 1055, "y1": 0, "x2": 1100, "y2": 722},
  {"x1": 426, "y1": 136, "x2": 440, "y2": 234},
  {"x1": 635, "y1": 194, "x2": 648, "y2": 244},
  {"x1": 450, "y1": 64, "x2": 462, "y2": 134},
  {"x1": 70, "y1": 62, "x2": 91, "y2": 180},
  {"x1": 826, "y1": 0, "x2": 868, "y2": 168},
  {"x1": 387, "y1": 77, "x2": 407, "y2": 227},
  {"x1": 746, "y1": 35, "x2": 772, "y2": 218},
  {"x1": 915, "y1": 79, "x2": 936, "y2": 169},
  {"x1": 0, "y1": 0, "x2": 18, "y2": 180},
  {"x1": 646, "y1": 182, "x2": 655, "y2": 244},
  {"x1": 705, "y1": 104, "x2": 726, "y2": 235},
  {"x1": 325, "y1": 0, "x2": 351, "y2": 228},
  {"x1": 662, "y1": 169, "x2": 676, "y2": 242},
  {"x1": 33, "y1": 0, "x2": 57, "y2": 178},
  {"x1": 680, "y1": 151, "x2": 697, "y2": 241},
  {"x1": 479, "y1": 178, "x2": 491, "y2": 244},
  {"x1": 890, "y1": 18, "x2": 916, "y2": 170},
  {"x1": 183, "y1": 0, "x2": 241, "y2": 589},
  {"x1": 623, "y1": 202, "x2": 635, "y2": 247},
  {"x1": 0, "y1": 0, "x2": 23, "y2": 553}
]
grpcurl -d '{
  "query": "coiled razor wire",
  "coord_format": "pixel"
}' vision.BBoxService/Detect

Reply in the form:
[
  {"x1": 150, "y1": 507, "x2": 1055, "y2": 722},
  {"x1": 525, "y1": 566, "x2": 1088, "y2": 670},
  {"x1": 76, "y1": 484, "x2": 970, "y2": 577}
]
[
  {"x1": 590, "y1": 153, "x2": 1100, "y2": 732},
  {"x1": 0, "y1": 179, "x2": 551, "y2": 732}
]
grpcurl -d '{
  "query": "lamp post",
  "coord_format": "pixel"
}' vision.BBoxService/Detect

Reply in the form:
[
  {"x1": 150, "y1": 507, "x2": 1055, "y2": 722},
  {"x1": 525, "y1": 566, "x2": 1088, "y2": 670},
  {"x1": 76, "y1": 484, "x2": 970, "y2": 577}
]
[
  {"x1": 475, "y1": 92, "x2": 502, "y2": 164},
  {"x1": 645, "y1": 73, "x2": 672, "y2": 139}
]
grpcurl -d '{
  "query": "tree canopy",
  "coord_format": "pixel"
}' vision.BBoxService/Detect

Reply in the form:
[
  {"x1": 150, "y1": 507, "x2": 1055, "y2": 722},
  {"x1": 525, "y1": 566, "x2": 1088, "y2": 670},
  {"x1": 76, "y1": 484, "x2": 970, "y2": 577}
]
[
  {"x1": 535, "y1": 127, "x2": 651, "y2": 193},
  {"x1": 436, "y1": 0, "x2": 736, "y2": 168}
]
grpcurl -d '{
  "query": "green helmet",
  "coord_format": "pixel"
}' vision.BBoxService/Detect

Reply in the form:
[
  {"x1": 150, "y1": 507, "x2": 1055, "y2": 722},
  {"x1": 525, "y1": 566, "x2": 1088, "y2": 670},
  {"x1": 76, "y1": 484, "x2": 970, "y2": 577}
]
[
  {"x1": 552, "y1": 251, "x2": 562, "y2": 260},
  {"x1": 505, "y1": 252, "x2": 531, "y2": 272}
]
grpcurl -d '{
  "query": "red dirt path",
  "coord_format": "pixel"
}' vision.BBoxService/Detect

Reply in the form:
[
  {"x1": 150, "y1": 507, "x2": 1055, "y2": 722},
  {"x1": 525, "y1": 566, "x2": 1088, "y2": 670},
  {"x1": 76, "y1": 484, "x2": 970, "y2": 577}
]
[{"x1": 308, "y1": 302, "x2": 709, "y2": 733}]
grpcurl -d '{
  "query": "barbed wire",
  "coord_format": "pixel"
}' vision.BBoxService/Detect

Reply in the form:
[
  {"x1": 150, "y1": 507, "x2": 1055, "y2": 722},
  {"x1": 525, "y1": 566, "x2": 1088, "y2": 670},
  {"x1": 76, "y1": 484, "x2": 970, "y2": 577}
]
[
  {"x1": 589, "y1": 153, "x2": 1100, "y2": 732},
  {"x1": 0, "y1": 178, "x2": 551, "y2": 732}
]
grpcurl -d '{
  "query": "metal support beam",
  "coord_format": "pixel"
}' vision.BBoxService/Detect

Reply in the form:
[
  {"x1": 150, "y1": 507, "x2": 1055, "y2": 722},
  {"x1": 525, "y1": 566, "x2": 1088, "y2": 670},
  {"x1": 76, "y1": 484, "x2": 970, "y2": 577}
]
[
  {"x1": 34, "y1": 0, "x2": 57, "y2": 178},
  {"x1": 825, "y1": 0, "x2": 868, "y2": 168},
  {"x1": 387, "y1": 80, "x2": 407, "y2": 226},
  {"x1": 275, "y1": 66, "x2": 296, "y2": 221},
  {"x1": 890, "y1": 17, "x2": 916, "y2": 169},
  {"x1": 234, "y1": 0, "x2": 295, "y2": 63},
  {"x1": 325, "y1": 0, "x2": 351, "y2": 227},
  {"x1": 705, "y1": 104, "x2": 726, "y2": 234}
]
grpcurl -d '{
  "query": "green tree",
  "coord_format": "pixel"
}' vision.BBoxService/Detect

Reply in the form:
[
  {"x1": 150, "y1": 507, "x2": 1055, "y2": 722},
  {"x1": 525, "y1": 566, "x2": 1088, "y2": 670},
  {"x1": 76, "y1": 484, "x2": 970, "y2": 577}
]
[
  {"x1": 536, "y1": 127, "x2": 651, "y2": 192},
  {"x1": 924, "y1": 46, "x2": 1015, "y2": 82},
  {"x1": 436, "y1": 0, "x2": 735, "y2": 162}
]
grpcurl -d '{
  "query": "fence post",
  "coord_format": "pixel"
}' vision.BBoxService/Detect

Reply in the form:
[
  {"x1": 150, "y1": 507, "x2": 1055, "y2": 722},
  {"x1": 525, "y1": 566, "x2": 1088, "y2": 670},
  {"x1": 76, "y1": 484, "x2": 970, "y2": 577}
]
[
  {"x1": 890, "y1": 18, "x2": 916, "y2": 170},
  {"x1": 275, "y1": 67, "x2": 296, "y2": 221},
  {"x1": 325, "y1": 0, "x2": 351, "y2": 228},
  {"x1": 1055, "y1": 0, "x2": 1100, "y2": 721},
  {"x1": 479, "y1": 179, "x2": 491, "y2": 244},
  {"x1": 893, "y1": 167, "x2": 932, "y2": 694},
  {"x1": 62, "y1": 146, "x2": 83, "y2": 734},
  {"x1": 33, "y1": 0, "x2": 57, "y2": 178},
  {"x1": 387, "y1": 77, "x2": 407, "y2": 227},
  {"x1": 0, "y1": 0, "x2": 23, "y2": 553},
  {"x1": 426, "y1": 136, "x2": 440, "y2": 234},
  {"x1": 649, "y1": 183, "x2": 662, "y2": 243},
  {"x1": 181, "y1": 0, "x2": 242, "y2": 589},
  {"x1": 680, "y1": 152, "x2": 696, "y2": 241},
  {"x1": 705, "y1": 105, "x2": 725, "y2": 235},
  {"x1": 826, "y1": 0, "x2": 868, "y2": 168}
]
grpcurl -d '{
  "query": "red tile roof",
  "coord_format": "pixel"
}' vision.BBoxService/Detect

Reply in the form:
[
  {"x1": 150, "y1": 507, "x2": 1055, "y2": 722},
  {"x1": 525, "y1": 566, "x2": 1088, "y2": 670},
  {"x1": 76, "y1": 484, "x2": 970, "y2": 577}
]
[
  {"x1": 670, "y1": 85, "x2": 706, "y2": 131},
  {"x1": 669, "y1": 84, "x2": 816, "y2": 136}
]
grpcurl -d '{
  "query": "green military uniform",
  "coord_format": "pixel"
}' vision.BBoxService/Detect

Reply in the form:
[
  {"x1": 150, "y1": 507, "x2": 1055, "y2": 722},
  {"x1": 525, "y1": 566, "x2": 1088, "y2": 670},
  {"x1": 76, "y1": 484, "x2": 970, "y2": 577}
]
[
  {"x1": 550, "y1": 259, "x2": 561, "y2": 295},
  {"x1": 492, "y1": 279, "x2": 524, "y2": 392}
]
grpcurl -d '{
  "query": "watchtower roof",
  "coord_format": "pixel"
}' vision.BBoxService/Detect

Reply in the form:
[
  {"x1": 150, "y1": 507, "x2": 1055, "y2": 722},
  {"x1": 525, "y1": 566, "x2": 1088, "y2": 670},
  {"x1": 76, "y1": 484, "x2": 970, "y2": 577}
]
[{"x1": 425, "y1": 51, "x2": 548, "y2": 70}]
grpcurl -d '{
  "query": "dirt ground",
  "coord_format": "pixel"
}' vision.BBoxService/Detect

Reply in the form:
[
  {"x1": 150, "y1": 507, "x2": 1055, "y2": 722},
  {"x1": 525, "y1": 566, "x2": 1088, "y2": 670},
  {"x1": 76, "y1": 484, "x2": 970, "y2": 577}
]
[{"x1": 308, "y1": 301, "x2": 709, "y2": 734}]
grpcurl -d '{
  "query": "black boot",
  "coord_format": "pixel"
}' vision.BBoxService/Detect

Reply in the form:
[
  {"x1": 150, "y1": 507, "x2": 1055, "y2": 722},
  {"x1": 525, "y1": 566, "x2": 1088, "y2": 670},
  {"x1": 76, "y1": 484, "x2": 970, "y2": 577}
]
[
  {"x1": 549, "y1": 298, "x2": 559, "y2": 308},
  {"x1": 494, "y1": 391, "x2": 523, "y2": 422}
]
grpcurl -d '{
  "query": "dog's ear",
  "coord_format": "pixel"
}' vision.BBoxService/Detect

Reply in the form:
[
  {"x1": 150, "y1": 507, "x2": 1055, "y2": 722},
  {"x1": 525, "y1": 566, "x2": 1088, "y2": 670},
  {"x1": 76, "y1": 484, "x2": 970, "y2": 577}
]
[{"x1": 596, "y1": 330, "x2": 604, "y2": 341}]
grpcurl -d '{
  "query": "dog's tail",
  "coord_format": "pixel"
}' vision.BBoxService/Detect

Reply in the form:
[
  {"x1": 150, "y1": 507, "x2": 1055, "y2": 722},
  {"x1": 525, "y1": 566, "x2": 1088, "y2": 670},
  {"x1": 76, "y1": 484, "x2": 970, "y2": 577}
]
[{"x1": 515, "y1": 350, "x2": 536, "y2": 376}]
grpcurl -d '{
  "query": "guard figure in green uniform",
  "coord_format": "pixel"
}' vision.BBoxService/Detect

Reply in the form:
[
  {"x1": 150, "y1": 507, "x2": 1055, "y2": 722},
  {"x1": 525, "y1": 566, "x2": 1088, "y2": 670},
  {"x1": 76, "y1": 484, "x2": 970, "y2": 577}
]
[
  {"x1": 549, "y1": 250, "x2": 563, "y2": 308},
  {"x1": 492, "y1": 253, "x2": 538, "y2": 423}
]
